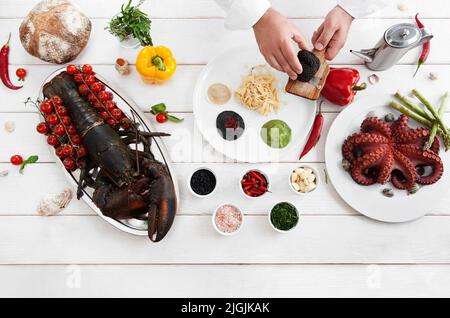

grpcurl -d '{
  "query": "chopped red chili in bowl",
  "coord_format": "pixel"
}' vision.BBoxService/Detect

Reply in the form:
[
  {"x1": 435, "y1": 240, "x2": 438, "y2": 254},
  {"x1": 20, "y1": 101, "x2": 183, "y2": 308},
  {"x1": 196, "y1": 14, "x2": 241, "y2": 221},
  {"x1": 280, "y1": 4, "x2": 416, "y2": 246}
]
[{"x1": 240, "y1": 169, "x2": 269, "y2": 198}]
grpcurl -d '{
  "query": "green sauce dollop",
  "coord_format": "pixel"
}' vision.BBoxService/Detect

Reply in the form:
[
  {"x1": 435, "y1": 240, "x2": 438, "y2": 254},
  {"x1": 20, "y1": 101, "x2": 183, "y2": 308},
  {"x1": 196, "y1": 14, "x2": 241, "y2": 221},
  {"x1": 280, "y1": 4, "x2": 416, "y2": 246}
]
[{"x1": 261, "y1": 120, "x2": 292, "y2": 149}]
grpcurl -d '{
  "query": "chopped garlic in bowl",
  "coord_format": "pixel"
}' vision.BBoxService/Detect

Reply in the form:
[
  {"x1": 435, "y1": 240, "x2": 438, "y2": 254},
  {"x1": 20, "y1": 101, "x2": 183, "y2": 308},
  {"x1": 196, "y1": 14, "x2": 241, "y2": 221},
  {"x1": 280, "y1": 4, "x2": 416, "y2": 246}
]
[{"x1": 289, "y1": 166, "x2": 319, "y2": 195}]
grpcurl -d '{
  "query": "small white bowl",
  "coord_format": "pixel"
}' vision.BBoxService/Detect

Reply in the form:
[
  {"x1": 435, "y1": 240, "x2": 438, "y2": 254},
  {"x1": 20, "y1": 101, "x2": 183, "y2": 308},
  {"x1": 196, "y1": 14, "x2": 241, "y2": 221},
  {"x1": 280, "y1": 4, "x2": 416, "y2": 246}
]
[
  {"x1": 288, "y1": 165, "x2": 320, "y2": 196},
  {"x1": 212, "y1": 204, "x2": 244, "y2": 236},
  {"x1": 268, "y1": 202, "x2": 300, "y2": 233},
  {"x1": 239, "y1": 169, "x2": 270, "y2": 199},
  {"x1": 188, "y1": 167, "x2": 217, "y2": 198}
]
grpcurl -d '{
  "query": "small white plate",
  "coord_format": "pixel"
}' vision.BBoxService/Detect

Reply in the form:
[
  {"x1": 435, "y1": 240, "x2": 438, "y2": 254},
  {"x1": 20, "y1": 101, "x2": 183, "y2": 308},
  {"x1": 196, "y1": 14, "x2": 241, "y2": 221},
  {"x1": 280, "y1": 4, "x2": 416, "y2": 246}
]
[
  {"x1": 325, "y1": 95, "x2": 450, "y2": 223},
  {"x1": 193, "y1": 45, "x2": 317, "y2": 163}
]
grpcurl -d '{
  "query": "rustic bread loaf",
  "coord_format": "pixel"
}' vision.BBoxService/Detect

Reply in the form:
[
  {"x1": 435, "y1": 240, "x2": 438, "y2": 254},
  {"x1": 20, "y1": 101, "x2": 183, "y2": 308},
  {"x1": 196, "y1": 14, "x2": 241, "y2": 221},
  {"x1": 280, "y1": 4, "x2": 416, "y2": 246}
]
[{"x1": 19, "y1": 0, "x2": 91, "y2": 64}]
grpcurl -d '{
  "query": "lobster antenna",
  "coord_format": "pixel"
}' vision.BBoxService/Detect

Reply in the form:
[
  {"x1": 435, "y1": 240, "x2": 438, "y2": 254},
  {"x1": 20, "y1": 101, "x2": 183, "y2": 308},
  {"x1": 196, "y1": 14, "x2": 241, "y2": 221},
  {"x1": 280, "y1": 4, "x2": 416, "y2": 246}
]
[{"x1": 130, "y1": 108, "x2": 140, "y2": 175}]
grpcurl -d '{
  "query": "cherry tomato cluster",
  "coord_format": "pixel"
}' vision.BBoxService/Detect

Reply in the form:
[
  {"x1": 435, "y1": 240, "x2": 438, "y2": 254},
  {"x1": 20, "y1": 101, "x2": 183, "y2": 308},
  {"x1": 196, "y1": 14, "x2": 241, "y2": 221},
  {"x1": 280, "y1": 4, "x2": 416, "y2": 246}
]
[
  {"x1": 35, "y1": 96, "x2": 87, "y2": 171},
  {"x1": 66, "y1": 64, "x2": 131, "y2": 130}
]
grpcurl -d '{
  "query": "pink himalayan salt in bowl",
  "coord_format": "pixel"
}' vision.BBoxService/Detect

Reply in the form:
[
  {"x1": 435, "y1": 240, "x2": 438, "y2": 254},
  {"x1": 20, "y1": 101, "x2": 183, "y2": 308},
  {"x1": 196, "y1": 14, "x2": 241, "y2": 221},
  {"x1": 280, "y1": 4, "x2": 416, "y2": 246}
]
[{"x1": 212, "y1": 204, "x2": 244, "y2": 235}]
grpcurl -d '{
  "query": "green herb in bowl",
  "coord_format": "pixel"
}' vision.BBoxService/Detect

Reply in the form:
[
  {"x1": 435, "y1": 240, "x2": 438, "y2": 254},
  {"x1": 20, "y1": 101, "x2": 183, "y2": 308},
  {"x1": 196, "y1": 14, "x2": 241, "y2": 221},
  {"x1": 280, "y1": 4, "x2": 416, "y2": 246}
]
[
  {"x1": 269, "y1": 202, "x2": 299, "y2": 232},
  {"x1": 106, "y1": 0, "x2": 153, "y2": 47}
]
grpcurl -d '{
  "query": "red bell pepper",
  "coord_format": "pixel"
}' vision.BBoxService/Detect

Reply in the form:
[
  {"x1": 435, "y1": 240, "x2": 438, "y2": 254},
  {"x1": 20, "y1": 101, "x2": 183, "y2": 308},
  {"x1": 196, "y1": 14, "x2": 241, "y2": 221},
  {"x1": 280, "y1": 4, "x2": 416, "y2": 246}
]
[{"x1": 321, "y1": 68, "x2": 366, "y2": 106}]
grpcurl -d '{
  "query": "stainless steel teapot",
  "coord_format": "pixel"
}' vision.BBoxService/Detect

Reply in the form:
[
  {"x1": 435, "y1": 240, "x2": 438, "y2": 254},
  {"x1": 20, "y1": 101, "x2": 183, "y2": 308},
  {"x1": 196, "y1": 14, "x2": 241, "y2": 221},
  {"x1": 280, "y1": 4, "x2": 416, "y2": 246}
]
[{"x1": 351, "y1": 23, "x2": 433, "y2": 71}]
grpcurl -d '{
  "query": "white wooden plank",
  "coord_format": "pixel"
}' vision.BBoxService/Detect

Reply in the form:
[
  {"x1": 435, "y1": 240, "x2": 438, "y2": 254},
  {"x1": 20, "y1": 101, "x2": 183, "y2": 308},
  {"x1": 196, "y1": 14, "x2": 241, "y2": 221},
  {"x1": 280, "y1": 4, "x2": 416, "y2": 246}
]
[
  {"x1": 2, "y1": 215, "x2": 450, "y2": 264},
  {"x1": 1, "y1": 0, "x2": 449, "y2": 19},
  {"x1": 1, "y1": 264, "x2": 450, "y2": 297},
  {"x1": 2, "y1": 64, "x2": 450, "y2": 113},
  {"x1": 1, "y1": 19, "x2": 449, "y2": 65}
]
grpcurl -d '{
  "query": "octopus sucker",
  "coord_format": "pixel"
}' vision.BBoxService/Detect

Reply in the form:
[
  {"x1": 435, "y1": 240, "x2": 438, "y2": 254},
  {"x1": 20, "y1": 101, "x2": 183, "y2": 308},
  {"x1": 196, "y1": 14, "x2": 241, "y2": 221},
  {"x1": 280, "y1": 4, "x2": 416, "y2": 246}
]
[{"x1": 342, "y1": 115, "x2": 444, "y2": 191}]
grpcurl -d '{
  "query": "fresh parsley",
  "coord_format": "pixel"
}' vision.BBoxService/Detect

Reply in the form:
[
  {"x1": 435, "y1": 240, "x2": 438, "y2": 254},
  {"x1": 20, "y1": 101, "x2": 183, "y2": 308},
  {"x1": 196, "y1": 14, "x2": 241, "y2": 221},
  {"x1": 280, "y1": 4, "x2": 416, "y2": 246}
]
[{"x1": 19, "y1": 155, "x2": 39, "y2": 174}]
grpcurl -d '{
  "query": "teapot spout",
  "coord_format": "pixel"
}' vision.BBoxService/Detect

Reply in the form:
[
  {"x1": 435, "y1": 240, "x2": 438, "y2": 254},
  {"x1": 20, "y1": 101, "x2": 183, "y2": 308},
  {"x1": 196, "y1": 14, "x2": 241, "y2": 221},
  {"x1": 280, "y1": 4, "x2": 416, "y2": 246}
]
[{"x1": 350, "y1": 49, "x2": 375, "y2": 63}]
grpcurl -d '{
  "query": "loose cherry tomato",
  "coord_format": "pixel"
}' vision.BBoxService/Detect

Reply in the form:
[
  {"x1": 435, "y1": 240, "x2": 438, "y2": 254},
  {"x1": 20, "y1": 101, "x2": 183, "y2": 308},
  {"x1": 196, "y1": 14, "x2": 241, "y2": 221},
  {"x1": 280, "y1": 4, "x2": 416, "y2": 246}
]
[
  {"x1": 105, "y1": 101, "x2": 116, "y2": 110},
  {"x1": 73, "y1": 73, "x2": 84, "y2": 83},
  {"x1": 61, "y1": 116, "x2": 71, "y2": 126},
  {"x1": 66, "y1": 125, "x2": 77, "y2": 136},
  {"x1": 82, "y1": 64, "x2": 93, "y2": 75},
  {"x1": 63, "y1": 157, "x2": 77, "y2": 170},
  {"x1": 71, "y1": 135, "x2": 81, "y2": 144},
  {"x1": 111, "y1": 108, "x2": 123, "y2": 119},
  {"x1": 16, "y1": 68, "x2": 27, "y2": 81},
  {"x1": 51, "y1": 96, "x2": 63, "y2": 106},
  {"x1": 66, "y1": 64, "x2": 79, "y2": 75},
  {"x1": 46, "y1": 114, "x2": 59, "y2": 125},
  {"x1": 47, "y1": 134, "x2": 59, "y2": 146},
  {"x1": 79, "y1": 84, "x2": 89, "y2": 95},
  {"x1": 85, "y1": 74, "x2": 96, "y2": 85},
  {"x1": 10, "y1": 155, "x2": 23, "y2": 166},
  {"x1": 54, "y1": 124, "x2": 66, "y2": 136},
  {"x1": 76, "y1": 146, "x2": 87, "y2": 158},
  {"x1": 90, "y1": 82, "x2": 102, "y2": 92},
  {"x1": 39, "y1": 101, "x2": 53, "y2": 114},
  {"x1": 36, "y1": 122, "x2": 49, "y2": 134},
  {"x1": 156, "y1": 112, "x2": 168, "y2": 123},
  {"x1": 56, "y1": 106, "x2": 67, "y2": 116}
]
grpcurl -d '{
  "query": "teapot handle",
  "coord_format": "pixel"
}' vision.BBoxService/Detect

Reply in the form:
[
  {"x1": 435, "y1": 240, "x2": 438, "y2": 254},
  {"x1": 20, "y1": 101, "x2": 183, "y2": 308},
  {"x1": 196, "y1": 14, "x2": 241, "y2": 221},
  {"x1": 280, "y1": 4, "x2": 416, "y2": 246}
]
[{"x1": 419, "y1": 27, "x2": 434, "y2": 45}]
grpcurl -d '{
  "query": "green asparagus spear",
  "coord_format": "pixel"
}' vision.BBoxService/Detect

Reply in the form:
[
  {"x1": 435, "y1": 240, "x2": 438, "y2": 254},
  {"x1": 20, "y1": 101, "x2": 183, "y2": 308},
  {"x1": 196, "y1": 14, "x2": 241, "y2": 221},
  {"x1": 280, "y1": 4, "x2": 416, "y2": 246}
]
[
  {"x1": 394, "y1": 92, "x2": 434, "y2": 122},
  {"x1": 424, "y1": 93, "x2": 448, "y2": 150},
  {"x1": 412, "y1": 89, "x2": 449, "y2": 136}
]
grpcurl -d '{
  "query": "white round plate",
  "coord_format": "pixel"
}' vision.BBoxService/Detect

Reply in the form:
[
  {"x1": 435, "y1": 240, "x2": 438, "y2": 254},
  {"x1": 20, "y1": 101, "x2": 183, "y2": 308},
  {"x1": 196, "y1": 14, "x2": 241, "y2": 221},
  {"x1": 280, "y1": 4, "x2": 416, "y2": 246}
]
[
  {"x1": 325, "y1": 95, "x2": 450, "y2": 223},
  {"x1": 193, "y1": 46, "x2": 317, "y2": 163}
]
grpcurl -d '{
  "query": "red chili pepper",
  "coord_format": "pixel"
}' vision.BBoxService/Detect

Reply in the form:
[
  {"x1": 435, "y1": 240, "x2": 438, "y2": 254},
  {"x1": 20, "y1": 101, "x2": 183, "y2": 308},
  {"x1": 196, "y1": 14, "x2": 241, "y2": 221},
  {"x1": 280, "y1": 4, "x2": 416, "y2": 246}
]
[
  {"x1": 0, "y1": 33, "x2": 22, "y2": 90},
  {"x1": 413, "y1": 13, "x2": 430, "y2": 77},
  {"x1": 321, "y1": 68, "x2": 366, "y2": 107},
  {"x1": 299, "y1": 101, "x2": 324, "y2": 160}
]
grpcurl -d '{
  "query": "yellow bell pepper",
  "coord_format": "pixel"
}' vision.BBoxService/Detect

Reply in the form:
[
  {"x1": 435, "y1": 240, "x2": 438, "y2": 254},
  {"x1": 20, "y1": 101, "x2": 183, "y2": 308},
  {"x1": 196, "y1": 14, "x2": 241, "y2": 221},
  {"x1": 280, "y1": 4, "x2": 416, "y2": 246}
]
[{"x1": 136, "y1": 46, "x2": 176, "y2": 83}]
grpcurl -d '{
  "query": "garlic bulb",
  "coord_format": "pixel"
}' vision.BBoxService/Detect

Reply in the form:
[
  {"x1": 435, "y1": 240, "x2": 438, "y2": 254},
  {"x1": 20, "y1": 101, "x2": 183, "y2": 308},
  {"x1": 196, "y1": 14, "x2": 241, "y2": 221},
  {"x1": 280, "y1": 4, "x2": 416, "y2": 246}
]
[
  {"x1": 4, "y1": 121, "x2": 15, "y2": 133},
  {"x1": 37, "y1": 189, "x2": 73, "y2": 216}
]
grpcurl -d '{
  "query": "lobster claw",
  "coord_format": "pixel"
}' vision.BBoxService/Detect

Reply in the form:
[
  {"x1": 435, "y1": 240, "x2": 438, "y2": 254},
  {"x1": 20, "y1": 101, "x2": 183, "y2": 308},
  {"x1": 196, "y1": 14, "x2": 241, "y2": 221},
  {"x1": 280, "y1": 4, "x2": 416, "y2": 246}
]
[{"x1": 146, "y1": 168, "x2": 177, "y2": 242}]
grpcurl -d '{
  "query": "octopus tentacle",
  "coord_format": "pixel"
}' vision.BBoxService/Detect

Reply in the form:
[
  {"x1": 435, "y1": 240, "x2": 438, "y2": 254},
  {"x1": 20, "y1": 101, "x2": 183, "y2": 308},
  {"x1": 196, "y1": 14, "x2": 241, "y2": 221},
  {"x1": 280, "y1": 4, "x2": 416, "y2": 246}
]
[
  {"x1": 391, "y1": 114, "x2": 410, "y2": 137},
  {"x1": 391, "y1": 149, "x2": 416, "y2": 190},
  {"x1": 350, "y1": 144, "x2": 390, "y2": 186},
  {"x1": 342, "y1": 133, "x2": 390, "y2": 162},
  {"x1": 396, "y1": 144, "x2": 444, "y2": 185},
  {"x1": 361, "y1": 117, "x2": 392, "y2": 138},
  {"x1": 394, "y1": 127, "x2": 440, "y2": 153}
]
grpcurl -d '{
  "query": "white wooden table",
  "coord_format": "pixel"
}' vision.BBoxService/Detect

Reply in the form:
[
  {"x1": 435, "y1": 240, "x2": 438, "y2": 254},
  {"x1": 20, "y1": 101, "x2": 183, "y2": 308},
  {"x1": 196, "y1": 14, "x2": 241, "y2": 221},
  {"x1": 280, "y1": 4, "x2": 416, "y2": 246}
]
[{"x1": 1, "y1": 0, "x2": 450, "y2": 298}]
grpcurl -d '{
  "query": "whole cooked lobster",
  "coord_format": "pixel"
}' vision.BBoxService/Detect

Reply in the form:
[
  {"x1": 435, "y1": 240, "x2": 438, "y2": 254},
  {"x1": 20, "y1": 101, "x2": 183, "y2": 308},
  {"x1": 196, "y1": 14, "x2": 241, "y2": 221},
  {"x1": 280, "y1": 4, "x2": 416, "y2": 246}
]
[{"x1": 43, "y1": 72, "x2": 177, "y2": 242}]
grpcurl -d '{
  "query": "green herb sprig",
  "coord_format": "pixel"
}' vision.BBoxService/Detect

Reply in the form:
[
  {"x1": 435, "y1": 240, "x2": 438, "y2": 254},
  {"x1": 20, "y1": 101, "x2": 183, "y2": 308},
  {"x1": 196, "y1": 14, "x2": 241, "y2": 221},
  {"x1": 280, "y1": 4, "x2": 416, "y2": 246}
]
[
  {"x1": 106, "y1": 0, "x2": 153, "y2": 47},
  {"x1": 19, "y1": 155, "x2": 39, "y2": 174}
]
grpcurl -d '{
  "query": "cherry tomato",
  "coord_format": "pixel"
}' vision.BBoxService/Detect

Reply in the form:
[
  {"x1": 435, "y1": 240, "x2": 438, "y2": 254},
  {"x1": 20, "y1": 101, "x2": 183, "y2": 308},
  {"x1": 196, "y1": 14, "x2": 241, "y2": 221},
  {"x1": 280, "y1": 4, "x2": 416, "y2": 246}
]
[
  {"x1": 82, "y1": 64, "x2": 93, "y2": 75},
  {"x1": 36, "y1": 122, "x2": 49, "y2": 134},
  {"x1": 107, "y1": 118, "x2": 116, "y2": 125},
  {"x1": 71, "y1": 135, "x2": 81, "y2": 144},
  {"x1": 97, "y1": 91, "x2": 109, "y2": 101},
  {"x1": 120, "y1": 118, "x2": 131, "y2": 129},
  {"x1": 66, "y1": 64, "x2": 79, "y2": 75},
  {"x1": 76, "y1": 146, "x2": 87, "y2": 158},
  {"x1": 63, "y1": 157, "x2": 77, "y2": 170},
  {"x1": 56, "y1": 106, "x2": 67, "y2": 116},
  {"x1": 105, "y1": 92, "x2": 113, "y2": 101},
  {"x1": 85, "y1": 75, "x2": 96, "y2": 85},
  {"x1": 79, "y1": 84, "x2": 89, "y2": 95},
  {"x1": 156, "y1": 112, "x2": 168, "y2": 123},
  {"x1": 73, "y1": 73, "x2": 84, "y2": 83},
  {"x1": 99, "y1": 111, "x2": 109, "y2": 119},
  {"x1": 46, "y1": 114, "x2": 59, "y2": 125},
  {"x1": 54, "y1": 124, "x2": 66, "y2": 136},
  {"x1": 16, "y1": 68, "x2": 27, "y2": 81},
  {"x1": 87, "y1": 93, "x2": 97, "y2": 102},
  {"x1": 111, "y1": 108, "x2": 123, "y2": 119},
  {"x1": 66, "y1": 125, "x2": 77, "y2": 135},
  {"x1": 47, "y1": 134, "x2": 59, "y2": 146},
  {"x1": 55, "y1": 146, "x2": 67, "y2": 158},
  {"x1": 62, "y1": 144, "x2": 74, "y2": 157},
  {"x1": 51, "y1": 96, "x2": 63, "y2": 106},
  {"x1": 92, "y1": 100, "x2": 102, "y2": 108},
  {"x1": 39, "y1": 101, "x2": 53, "y2": 114},
  {"x1": 61, "y1": 116, "x2": 71, "y2": 126},
  {"x1": 10, "y1": 155, "x2": 23, "y2": 166},
  {"x1": 105, "y1": 101, "x2": 116, "y2": 110},
  {"x1": 90, "y1": 82, "x2": 102, "y2": 92}
]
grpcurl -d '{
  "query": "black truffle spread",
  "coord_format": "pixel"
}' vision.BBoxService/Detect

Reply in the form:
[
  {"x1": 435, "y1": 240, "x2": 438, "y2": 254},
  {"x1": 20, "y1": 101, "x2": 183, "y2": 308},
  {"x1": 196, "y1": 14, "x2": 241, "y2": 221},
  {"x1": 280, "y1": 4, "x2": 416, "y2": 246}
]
[
  {"x1": 216, "y1": 110, "x2": 245, "y2": 141},
  {"x1": 296, "y1": 50, "x2": 320, "y2": 82}
]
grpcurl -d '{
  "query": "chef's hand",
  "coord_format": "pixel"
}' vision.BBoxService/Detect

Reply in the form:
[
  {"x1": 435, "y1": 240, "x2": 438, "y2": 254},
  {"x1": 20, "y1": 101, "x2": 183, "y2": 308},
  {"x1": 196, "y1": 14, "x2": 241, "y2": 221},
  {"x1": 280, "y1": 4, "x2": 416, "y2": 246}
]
[
  {"x1": 253, "y1": 8, "x2": 309, "y2": 80},
  {"x1": 312, "y1": 5, "x2": 354, "y2": 60}
]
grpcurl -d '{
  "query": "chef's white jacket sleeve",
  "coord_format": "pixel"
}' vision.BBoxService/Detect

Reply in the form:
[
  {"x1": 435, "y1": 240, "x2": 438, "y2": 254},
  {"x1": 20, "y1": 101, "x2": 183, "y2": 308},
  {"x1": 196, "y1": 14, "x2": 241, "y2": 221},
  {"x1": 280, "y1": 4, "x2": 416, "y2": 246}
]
[
  {"x1": 213, "y1": 0, "x2": 271, "y2": 30},
  {"x1": 337, "y1": 0, "x2": 388, "y2": 18}
]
